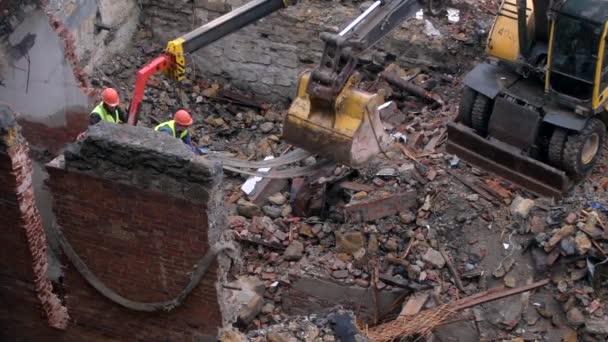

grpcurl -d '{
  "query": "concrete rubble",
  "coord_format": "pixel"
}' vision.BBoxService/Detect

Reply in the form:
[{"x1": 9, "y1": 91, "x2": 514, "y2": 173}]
[{"x1": 4, "y1": 0, "x2": 608, "y2": 340}]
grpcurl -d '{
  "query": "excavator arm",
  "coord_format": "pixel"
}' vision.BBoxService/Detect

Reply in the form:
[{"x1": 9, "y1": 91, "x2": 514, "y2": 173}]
[
  {"x1": 127, "y1": 0, "x2": 298, "y2": 125},
  {"x1": 282, "y1": 0, "x2": 446, "y2": 167}
]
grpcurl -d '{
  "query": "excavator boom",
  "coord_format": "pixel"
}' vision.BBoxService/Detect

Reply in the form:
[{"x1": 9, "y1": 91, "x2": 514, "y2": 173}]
[{"x1": 127, "y1": 0, "x2": 297, "y2": 125}]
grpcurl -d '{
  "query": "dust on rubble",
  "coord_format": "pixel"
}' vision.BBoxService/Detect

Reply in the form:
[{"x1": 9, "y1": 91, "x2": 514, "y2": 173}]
[{"x1": 80, "y1": 0, "x2": 608, "y2": 340}]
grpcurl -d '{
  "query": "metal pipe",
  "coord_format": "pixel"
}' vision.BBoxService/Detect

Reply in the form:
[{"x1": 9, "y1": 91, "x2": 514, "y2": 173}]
[{"x1": 339, "y1": 0, "x2": 382, "y2": 36}]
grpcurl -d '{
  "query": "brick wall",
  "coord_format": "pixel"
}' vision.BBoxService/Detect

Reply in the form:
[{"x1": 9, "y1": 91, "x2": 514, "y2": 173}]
[
  {"x1": 0, "y1": 104, "x2": 68, "y2": 339},
  {"x1": 46, "y1": 122, "x2": 229, "y2": 340},
  {"x1": 18, "y1": 111, "x2": 89, "y2": 155}
]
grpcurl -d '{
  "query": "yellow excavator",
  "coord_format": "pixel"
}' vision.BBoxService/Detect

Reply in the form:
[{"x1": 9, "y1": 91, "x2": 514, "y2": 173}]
[
  {"x1": 446, "y1": 0, "x2": 608, "y2": 198},
  {"x1": 126, "y1": 0, "x2": 447, "y2": 166}
]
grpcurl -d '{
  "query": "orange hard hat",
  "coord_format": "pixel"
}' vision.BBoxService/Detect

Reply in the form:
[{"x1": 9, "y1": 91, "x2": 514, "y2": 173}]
[
  {"x1": 102, "y1": 88, "x2": 120, "y2": 107},
  {"x1": 174, "y1": 109, "x2": 193, "y2": 126}
]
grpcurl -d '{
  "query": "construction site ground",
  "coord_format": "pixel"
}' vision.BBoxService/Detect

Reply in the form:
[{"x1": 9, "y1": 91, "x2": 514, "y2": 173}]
[{"x1": 4, "y1": 0, "x2": 608, "y2": 341}]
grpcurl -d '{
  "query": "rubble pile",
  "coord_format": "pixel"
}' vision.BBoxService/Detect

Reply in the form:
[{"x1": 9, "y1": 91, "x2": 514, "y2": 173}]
[{"x1": 88, "y1": 0, "x2": 608, "y2": 340}]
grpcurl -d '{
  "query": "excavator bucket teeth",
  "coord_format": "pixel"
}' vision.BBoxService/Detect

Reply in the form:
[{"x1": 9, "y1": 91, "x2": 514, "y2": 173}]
[
  {"x1": 282, "y1": 71, "x2": 391, "y2": 168},
  {"x1": 446, "y1": 122, "x2": 570, "y2": 198}
]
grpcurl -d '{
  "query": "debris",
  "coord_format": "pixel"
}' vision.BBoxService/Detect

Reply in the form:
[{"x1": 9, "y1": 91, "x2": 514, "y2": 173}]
[
  {"x1": 232, "y1": 276, "x2": 265, "y2": 326},
  {"x1": 565, "y1": 213, "x2": 578, "y2": 225},
  {"x1": 344, "y1": 191, "x2": 417, "y2": 223},
  {"x1": 268, "y1": 192, "x2": 287, "y2": 206},
  {"x1": 219, "y1": 328, "x2": 248, "y2": 342},
  {"x1": 267, "y1": 331, "x2": 298, "y2": 342},
  {"x1": 493, "y1": 257, "x2": 515, "y2": 278},
  {"x1": 510, "y1": 195, "x2": 535, "y2": 219},
  {"x1": 386, "y1": 255, "x2": 408, "y2": 267},
  {"x1": 424, "y1": 19, "x2": 441, "y2": 37},
  {"x1": 447, "y1": 8, "x2": 460, "y2": 23},
  {"x1": 238, "y1": 236, "x2": 285, "y2": 251},
  {"x1": 584, "y1": 317, "x2": 608, "y2": 335},
  {"x1": 503, "y1": 274, "x2": 516, "y2": 288},
  {"x1": 439, "y1": 248, "x2": 465, "y2": 292},
  {"x1": 332, "y1": 270, "x2": 349, "y2": 279},
  {"x1": 352, "y1": 191, "x2": 368, "y2": 200},
  {"x1": 400, "y1": 212, "x2": 416, "y2": 224},
  {"x1": 529, "y1": 216, "x2": 546, "y2": 234},
  {"x1": 427, "y1": 169, "x2": 438, "y2": 181},
  {"x1": 448, "y1": 170, "x2": 499, "y2": 205},
  {"x1": 339, "y1": 181, "x2": 375, "y2": 192},
  {"x1": 561, "y1": 236, "x2": 576, "y2": 255},
  {"x1": 423, "y1": 248, "x2": 446, "y2": 269},
  {"x1": 284, "y1": 240, "x2": 304, "y2": 261},
  {"x1": 483, "y1": 179, "x2": 512, "y2": 198},
  {"x1": 566, "y1": 308, "x2": 585, "y2": 327},
  {"x1": 237, "y1": 201, "x2": 263, "y2": 218},
  {"x1": 328, "y1": 313, "x2": 359, "y2": 342},
  {"x1": 376, "y1": 168, "x2": 396, "y2": 177},
  {"x1": 466, "y1": 194, "x2": 479, "y2": 202},
  {"x1": 367, "y1": 279, "x2": 550, "y2": 341},
  {"x1": 545, "y1": 225, "x2": 576, "y2": 252},
  {"x1": 385, "y1": 237, "x2": 399, "y2": 252},
  {"x1": 335, "y1": 232, "x2": 366, "y2": 255},
  {"x1": 260, "y1": 122, "x2": 275, "y2": 133},
  {"x1": 400, "y1": 293, "x2": 430, "y2": 316},
  {"x1": 381, "y1": 70, "x2": 444, "y2": 105},
  {"x1": 575, "y1": 232, "x2": 592, "y2": 255},
  {"x1": 263, "y1": 205, "x2": 282, "y2": 219}
]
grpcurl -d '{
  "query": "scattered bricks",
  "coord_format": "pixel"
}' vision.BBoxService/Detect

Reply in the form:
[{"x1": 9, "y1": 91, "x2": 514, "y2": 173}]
[
  {"x1": 510, "y1": 195, "x2": 535, "y2": 219},
  {"x1": 423, "y1": 248, "x2": 446, "y2": 268},
  {"x1": 284, "y1": 240, "x2": 304, "y2": 261},
  {"x1": 344, "y1": 191, "x2": 417, "y2": 223}
]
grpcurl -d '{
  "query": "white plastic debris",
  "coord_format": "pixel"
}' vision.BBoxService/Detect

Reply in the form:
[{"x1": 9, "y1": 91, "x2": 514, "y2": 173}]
[
  {"x1": 424, "y1": 20, "x2": 441, "y2": 37},
  {"x1": 416, "y1": 9, "x2": 424, "y2": 20},
  {"x1": 240, "y1": 156, "x2": 274, "y2": 195},
  {"x1": 378, "y1": 101, "x2": 393, "y2": 110},
  {"x1": 503, "y1": 243, "x2": 510, "y2": 250},
  {"x1": 447, "y1": 8, "x2": 460, "y2": 23},
  {"x1": 391, "y1": 132, "x2": 407, "y2": 144}
]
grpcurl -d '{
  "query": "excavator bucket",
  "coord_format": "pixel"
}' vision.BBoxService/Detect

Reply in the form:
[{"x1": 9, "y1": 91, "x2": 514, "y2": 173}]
[
  {"x1": 446, "y1": 122, "x2": 571, "y2": 198},
  {"x1": 282, "y1": 71, "x2": 391, "y2": 168}
]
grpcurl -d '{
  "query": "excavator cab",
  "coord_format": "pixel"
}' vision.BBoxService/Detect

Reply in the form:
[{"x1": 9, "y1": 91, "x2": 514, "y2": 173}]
[
  {"x1": 282, "y1": 0, "x2": 446, "y2": 167},
  {"x1": 446, "y1": 0, "x2": 608, "y2": 198}
]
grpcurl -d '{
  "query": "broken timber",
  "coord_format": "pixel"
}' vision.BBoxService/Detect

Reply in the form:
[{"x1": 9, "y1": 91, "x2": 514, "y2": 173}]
[{"x1": 367, "y1": 279, "x2": 549, "y2": 341}]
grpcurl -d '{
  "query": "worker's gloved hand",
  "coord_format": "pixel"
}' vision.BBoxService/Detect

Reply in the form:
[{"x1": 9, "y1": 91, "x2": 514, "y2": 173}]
[{"x1": 76, "y1": 131, "x2": 87, "y2": 142}]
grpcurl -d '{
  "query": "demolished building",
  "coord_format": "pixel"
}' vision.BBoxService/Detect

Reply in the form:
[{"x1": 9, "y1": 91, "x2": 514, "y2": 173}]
[{"x1": 3, "y1": 0, "x2": 608, "y2": 341}]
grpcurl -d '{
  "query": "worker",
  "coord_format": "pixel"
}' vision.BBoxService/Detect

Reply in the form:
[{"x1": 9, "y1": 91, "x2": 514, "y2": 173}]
[
  {"x1": 155, "y1": 109, "x2": 197, "y2": 153},
  {"x1": 89, "y1": 88, "x2": 127, "y2": 125}
]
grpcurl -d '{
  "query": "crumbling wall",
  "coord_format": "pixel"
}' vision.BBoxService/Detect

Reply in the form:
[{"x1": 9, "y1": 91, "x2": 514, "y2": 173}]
[
  {"x1": 46, "y1": 122, "x2": 233, "y2": 340},
  {"x1": 140, "y1": 0, "x2": 463, "y2": 103},
  {"x1": 0, "y1": 104, "x2": 68, "y2": 339},
  {"x1": 44, "y1": 0, "x2": 140, "y2": 75}
]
